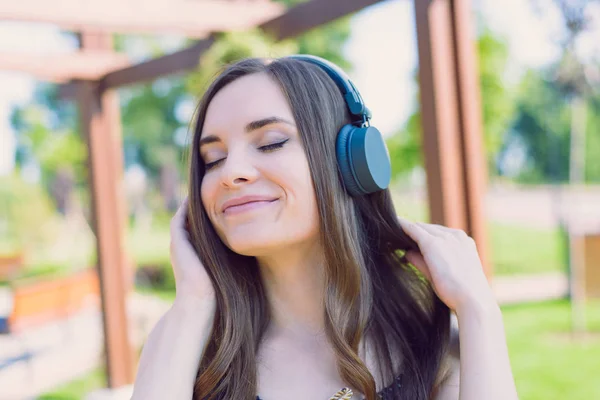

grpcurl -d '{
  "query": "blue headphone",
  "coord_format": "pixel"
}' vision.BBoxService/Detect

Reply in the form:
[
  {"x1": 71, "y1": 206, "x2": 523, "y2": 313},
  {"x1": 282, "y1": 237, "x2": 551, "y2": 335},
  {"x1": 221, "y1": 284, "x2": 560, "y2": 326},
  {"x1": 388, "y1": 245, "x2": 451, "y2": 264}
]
[{"x1": 286, "y1": 55, "x2": 391, "y2": 197}]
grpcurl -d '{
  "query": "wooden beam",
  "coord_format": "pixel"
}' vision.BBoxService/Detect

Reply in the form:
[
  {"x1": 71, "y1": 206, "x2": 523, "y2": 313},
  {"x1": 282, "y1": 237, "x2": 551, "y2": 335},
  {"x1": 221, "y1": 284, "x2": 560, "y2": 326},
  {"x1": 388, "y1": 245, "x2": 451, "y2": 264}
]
[
  {"x1": 58, "y1": 0, "x2": 386, "y2": 95},
  {"x1": 0, "y1": 51, "x2": 130, "y2": 83},
  {"x1": 261, "y1": 0, "x2": 386, "y2": 40},
  {"x1": 77, "y1": 32, "x2": 135, "y2": 388},
  {"x1": 0, "y1": 0, "x2": 284, "y2": 37},
  {"x1": 414, "y1": 0, "x2": 491, "y2": 277},
  {"x1": 450, "y1": 0, "x2": 490, "y2": 276},
  {"x1": 414, "y1": 0, "x2": 467, "y2": 229},
  {"x1": 101, "y1": 37, "x2": 215, "y2": 90}
]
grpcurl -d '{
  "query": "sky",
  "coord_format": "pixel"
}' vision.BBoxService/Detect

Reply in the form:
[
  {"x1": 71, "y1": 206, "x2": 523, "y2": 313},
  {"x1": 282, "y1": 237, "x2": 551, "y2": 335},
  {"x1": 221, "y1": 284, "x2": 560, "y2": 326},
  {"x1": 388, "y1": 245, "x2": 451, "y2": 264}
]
[{"x1": 1, "y1": 0, "x2": 598, "y2": 176}]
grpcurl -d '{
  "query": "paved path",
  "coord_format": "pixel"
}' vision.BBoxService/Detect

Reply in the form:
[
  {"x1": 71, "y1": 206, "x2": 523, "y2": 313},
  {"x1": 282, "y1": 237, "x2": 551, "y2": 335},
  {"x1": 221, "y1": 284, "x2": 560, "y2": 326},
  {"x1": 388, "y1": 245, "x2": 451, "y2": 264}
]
[
  {"x1": 0, "y1": 293, "x2": 169, "y2": 400},
  {"x1": 394, "y1": 184, "x2": 600, "y2": 231},
  {"x1": 493, "y1": 272, "x2": 568, "y2": 305}
]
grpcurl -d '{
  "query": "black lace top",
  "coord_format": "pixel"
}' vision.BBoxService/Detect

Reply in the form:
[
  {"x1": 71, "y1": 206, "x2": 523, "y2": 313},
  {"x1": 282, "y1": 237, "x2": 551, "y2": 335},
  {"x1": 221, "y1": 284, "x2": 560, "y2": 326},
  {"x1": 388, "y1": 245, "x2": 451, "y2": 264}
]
[{"x1": 256, "y1": 374, "x2": 402, "y2": 400}]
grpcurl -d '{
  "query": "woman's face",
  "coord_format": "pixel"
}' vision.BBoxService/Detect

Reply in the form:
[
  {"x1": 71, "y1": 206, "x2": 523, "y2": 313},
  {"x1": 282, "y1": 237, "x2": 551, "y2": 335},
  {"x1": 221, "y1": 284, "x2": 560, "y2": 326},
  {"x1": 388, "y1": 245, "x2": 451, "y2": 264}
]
[{"x1": 199, "y1": 72, "x2": 320, "y2": 257}]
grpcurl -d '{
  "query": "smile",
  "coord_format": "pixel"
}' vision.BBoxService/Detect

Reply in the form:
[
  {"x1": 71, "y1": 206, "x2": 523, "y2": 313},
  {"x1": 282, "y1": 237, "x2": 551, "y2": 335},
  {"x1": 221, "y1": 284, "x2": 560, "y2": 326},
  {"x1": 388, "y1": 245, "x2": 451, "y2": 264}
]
[{"x1": 223, "y1": 199, "x2": 279, "y2": 216}]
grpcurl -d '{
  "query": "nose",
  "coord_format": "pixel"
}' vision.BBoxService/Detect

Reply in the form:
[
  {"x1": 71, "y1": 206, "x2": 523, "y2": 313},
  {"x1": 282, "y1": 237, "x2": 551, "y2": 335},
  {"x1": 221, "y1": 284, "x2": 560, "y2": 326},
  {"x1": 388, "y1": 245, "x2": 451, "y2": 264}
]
[{"x1": 219, "y1": 148, "x2": 259, "y2": 188}]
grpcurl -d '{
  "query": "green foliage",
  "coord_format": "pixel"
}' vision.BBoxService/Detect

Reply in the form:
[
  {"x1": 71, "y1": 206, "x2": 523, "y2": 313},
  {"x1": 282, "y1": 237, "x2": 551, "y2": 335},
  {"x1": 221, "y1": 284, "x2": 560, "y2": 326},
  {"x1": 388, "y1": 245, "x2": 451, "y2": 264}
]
[
  {"x1": 386, "y1": 112, "x2": 423, "y2": 179},
  {"x1": 10, "y1": 84, "x2": 86, "y2": 192},
  {"x1": 272, "y1": 0, "x2": 352, "y2": 68},
  {"x1": 584, "y1": 97, "x2": 600, "y2": 182},
  {"x1": 505, "y1": 71, "x2": 572, "y2": 183},
  {"x1": 0, "y1": 174, "x2": 57, "y2": 253},
  {"x1": 499, "y1": 0, "x2": 600, "y2": 184},
  {"x1": 120, "y1": 77, "x2": 188, "y2": 179},
  {"x1": 477, "y1": 30, "x2": 516, "y2": 163},
  {"x1": 188, "y1": 0, "x2": 352, "y2": 95},
  {"x1": 291, "y1": 18, "x2": 352, "y2": 70},
  {"x1": 186, "y1": 29, "x2": 298, "y2": 95},
  {"x1": 503, "y1": 66, "x2": 600, "y2": 184}
]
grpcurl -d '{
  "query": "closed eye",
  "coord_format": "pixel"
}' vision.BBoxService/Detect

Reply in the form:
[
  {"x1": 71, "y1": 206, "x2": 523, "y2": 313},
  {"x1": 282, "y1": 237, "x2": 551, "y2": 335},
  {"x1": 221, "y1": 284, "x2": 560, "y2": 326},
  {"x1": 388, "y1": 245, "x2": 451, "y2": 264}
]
[
  {"x1": 258, "y1": 139, "x2": 289, "y2": 152},
  {"x1": 204, "y1": 139, "x2": 289, "y2": 171},
  {"x1": 204, "y1": 159, "x2": 224, "y2": 171}
]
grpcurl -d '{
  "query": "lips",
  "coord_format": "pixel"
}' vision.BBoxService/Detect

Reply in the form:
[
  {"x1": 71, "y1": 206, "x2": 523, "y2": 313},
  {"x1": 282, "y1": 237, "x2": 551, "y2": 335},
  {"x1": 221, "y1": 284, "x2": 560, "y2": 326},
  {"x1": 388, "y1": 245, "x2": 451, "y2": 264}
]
[{"x1": 221, "y1": 195, "x2": 279, "y2": 213}]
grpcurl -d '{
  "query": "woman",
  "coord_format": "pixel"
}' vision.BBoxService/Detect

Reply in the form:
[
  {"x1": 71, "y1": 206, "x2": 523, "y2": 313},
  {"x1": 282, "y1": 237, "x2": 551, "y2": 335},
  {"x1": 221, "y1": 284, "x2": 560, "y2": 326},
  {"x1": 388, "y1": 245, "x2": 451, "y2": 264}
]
[{"x1": 131, "y1": 56, "x2": 518, "y2": 400}]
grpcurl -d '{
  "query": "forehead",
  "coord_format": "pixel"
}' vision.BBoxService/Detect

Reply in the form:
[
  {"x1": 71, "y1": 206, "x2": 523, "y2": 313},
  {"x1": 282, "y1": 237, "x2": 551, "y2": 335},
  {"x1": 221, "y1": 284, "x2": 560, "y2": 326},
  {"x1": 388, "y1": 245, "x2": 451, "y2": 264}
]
[{"x1": 202, "y1": 72, "x2": 295, "y2": 134}]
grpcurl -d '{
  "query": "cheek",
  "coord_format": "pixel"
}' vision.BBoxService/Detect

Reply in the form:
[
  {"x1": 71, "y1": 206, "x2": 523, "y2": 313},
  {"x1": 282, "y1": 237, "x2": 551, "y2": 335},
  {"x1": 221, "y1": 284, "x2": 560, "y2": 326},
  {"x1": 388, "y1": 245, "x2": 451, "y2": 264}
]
[
  {"x1": 276, "y1": 153, "x2": 319, "y2": 218},
  {"x1": 200, "y1": 176, "x2": 217, "y2": 218}
]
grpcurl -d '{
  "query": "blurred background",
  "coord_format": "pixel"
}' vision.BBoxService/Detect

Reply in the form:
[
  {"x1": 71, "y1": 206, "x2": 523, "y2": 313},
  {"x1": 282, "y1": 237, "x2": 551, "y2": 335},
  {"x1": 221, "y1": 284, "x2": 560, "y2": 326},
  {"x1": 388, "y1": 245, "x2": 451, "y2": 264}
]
[{"x1": 0, "y1": 0, "x2": 599, "y2": 399}]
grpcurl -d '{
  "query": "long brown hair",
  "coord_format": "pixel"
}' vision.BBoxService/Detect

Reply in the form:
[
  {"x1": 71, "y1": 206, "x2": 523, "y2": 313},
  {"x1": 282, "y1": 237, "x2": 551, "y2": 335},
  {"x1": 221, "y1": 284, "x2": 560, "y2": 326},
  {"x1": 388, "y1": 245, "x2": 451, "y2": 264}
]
[{"x1": 186, "y1": 58, "x2": 450, "y2": 400}]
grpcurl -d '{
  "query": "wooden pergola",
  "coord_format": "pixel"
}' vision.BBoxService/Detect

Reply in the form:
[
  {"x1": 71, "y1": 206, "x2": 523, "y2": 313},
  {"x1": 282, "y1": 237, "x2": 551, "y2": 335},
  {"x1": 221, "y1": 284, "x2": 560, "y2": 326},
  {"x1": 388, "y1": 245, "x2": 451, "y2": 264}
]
[{"x1": 1, "y1": 0, "x2": 489, "y2": 389}]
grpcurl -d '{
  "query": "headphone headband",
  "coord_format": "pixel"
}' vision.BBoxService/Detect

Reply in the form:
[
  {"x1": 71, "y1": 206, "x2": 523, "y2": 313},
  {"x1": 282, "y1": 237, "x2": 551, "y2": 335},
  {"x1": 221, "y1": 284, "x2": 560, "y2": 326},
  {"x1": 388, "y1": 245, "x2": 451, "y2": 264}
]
[
  {"x1": 284, "y1": 54, "x2": 390, "y2": 196},
  {"x1": 287, "y1": 54, "x2": 372, "y2": 126}
]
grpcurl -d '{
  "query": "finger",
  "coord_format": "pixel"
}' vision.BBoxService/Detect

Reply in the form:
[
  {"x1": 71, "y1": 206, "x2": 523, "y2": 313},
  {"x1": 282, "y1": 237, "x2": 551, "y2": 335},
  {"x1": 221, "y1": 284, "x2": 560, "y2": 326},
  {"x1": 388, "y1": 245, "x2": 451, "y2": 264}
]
[
  {"x1": 173, "y1": 197, "x2": 188, "y2": 222},
  {"x1": 397, "y1": 217, "x2": 435, "y2": 247},
  {"x1": 405, "y1": 250, "x2": 432, "y2": 281},
  {"x1": 171, "y1": 197, "x2": 190, "y2": 239},
  {"x1": 415, "y1": 222, "x2": 467, "y2": 239},
  {"x1": 414, "y1": 222, "x2": 452, "y2": 238}
]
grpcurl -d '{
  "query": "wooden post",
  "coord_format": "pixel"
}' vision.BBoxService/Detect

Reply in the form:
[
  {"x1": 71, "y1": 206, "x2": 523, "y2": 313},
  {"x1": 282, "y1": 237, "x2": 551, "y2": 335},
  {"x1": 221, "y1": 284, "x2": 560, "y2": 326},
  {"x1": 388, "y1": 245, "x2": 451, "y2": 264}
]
[
  {"x1": 78, "y1": 31, "x2": 135, "y2": 387},
  {"x1": 414, "y1": 0, "x2": 491, "y2": 277}
]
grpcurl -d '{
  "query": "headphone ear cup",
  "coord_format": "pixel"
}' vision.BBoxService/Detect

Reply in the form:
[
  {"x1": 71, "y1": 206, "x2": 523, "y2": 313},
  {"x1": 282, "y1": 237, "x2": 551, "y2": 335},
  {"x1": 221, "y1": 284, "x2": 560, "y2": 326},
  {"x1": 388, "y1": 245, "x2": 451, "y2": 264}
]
[
  {"x1": 336, "y1": 124, "x2": 365, "y2": 196},
  {"x1": 336, "y1": 124, "x2": 392, "y2": 197}
]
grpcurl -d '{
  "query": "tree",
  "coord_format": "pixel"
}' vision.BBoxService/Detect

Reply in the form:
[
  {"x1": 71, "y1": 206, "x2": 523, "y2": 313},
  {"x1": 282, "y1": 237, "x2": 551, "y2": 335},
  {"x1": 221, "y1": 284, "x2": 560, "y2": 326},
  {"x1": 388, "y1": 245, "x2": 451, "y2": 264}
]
[
  {"x1": 186, "y1": 29, "x2": 298, "y2": 95},
  {"x1": 500, "y1": 0, "x2": 600, "y2": 184},
  {"x1": 10, "y1": 83, "x2": 85, "y2": 215},
  {"x1": 500, "y1": 71, "x2": 572, "y2": 183},
  {"x1": 119, "y1": 75, "x2": 190, "y2": 211},
  {"x1": 520, "y1": 0, "x2": 600, "y2": 335},
  {"x1": 549, "y1": 0, "x2": 599, "y2": 185},
  {"x1": 540, "y1": 0, "x2": 600, "y2": 335}
]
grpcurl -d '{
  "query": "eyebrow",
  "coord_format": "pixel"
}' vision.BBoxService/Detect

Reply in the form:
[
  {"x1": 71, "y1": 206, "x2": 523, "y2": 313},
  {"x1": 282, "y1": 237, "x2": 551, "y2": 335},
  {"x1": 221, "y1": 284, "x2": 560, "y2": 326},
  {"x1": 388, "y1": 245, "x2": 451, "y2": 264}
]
[{"x1": 199, "y1": 116, "x2": 295, "y2": 148}]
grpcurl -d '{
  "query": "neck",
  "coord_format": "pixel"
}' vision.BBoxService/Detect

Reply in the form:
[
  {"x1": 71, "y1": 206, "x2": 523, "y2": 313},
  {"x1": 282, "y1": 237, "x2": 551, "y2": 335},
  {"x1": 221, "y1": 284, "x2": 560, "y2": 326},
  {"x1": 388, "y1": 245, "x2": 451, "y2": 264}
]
[{"x1": 257, "y1": 240, "x2": 326, "y2": 338}]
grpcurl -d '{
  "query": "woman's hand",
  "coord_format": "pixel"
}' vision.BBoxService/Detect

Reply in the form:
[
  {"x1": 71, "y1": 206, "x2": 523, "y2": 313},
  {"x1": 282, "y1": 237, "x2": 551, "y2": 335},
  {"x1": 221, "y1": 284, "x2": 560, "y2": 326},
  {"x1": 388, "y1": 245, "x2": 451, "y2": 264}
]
[
  {"x1": 170, "y1": 197, "x2": 216, "y2": 308},
  {"x1": 132, "y1": 197, "x2": 216, "y2": 400},
  {"x1": 397, "y1": 218, "x2": 496, "y2": 315}
]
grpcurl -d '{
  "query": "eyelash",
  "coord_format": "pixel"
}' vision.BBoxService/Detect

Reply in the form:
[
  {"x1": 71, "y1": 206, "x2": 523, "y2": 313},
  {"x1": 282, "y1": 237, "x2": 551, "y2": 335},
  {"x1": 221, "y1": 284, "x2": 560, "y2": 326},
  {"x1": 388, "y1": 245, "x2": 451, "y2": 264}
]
[{"x1": 204, "y1": 139, "x2": 289, "y2": 171}]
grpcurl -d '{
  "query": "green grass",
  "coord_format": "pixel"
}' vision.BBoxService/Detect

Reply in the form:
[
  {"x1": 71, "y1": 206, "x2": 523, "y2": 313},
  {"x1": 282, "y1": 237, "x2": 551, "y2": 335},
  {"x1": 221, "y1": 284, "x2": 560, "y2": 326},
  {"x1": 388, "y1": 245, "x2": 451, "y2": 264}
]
[
  {"x1": 502, "y1": 299, "x2": 600, "y2": 400},
  {"x1": 391, "y1": 193, "x2": 566, "y2": 276},
  {"x1": 38, "y1": 300, "x2": 600, "y2": 399},
  {"x1": 491, "y1": 223, "x2": 566, "y2": 275},
  {"x1": 37, "y1": 367, "x2": 106, "y2": 400}
]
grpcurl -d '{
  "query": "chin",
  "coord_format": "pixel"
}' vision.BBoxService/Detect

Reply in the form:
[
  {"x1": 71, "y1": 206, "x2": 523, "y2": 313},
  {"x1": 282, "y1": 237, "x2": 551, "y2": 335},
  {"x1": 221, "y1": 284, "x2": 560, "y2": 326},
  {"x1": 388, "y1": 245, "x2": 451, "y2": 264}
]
[
  {"x1": 220, "y1": 227, "x2": 281, "y2": 257},
  {"x1": 215, "y1": 215, "x2": 319, "y2": 257},
  {"x1": 226, "y1": 239, "x2": 280, "y2": 257}
]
